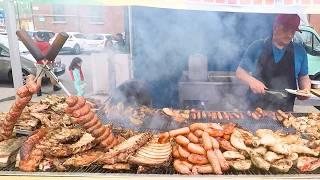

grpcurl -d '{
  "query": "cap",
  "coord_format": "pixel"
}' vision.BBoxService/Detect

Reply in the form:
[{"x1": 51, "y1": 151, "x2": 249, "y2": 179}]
[{"x1": 274, "y1": 14, "x2": 301, "y2": 32}]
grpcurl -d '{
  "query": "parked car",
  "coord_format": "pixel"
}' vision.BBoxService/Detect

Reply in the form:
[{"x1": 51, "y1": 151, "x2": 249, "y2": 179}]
[
  {"x1": 85, "y1": 33, "x2": 112, "y2": 51},
  {"x1": 51, "y1": 32, "x2": 87, "y2": 54},
  {"x1": 294, "y1": 25, "x2": 320, "y2": 80},
  {"x1": 0, "y1": 36, "x2": 65, "y2": 84}
]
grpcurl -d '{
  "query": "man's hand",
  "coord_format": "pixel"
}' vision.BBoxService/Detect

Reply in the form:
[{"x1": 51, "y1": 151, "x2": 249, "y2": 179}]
[{"x1": 248, "y1": 78, "x2": 267, "y2": 94}]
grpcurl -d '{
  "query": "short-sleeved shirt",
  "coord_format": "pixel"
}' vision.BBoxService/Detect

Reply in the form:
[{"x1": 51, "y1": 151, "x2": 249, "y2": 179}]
[
  {"x1": 34, "y1": 40, "x2": 50, "y2": 64},
  {"x1": 239, "y1": 38, "x2": 308, "y2": 79}
]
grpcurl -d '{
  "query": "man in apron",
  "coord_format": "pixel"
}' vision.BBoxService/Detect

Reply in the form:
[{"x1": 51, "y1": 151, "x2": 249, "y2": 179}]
[{"x1": 236, "y1": 14, "x2": 311, "y2": 111}]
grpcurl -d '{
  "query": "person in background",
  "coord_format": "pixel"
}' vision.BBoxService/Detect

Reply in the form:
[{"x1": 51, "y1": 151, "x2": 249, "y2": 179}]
[
  {"x1": 69, "y1": 57, "x2": 85, "y2": 96},
  {"x1": 34, "y1": 32, "x2": 61, "y2": 96},
  {"x1": 114, "y1": 33, "x2": 125, "y2": 52},
  {"x1": 235, "y1": 14, "x2": 311, "y2": 111}
]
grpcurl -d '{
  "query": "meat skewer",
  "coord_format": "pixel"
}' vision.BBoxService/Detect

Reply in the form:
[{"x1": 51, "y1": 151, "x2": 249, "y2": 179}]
[
  {"x1": 0, "y1": 75, "x2": 39, "y2": 141},
  {"x1": 65, "y1": 96, "x2": 116, "y2": 150}
]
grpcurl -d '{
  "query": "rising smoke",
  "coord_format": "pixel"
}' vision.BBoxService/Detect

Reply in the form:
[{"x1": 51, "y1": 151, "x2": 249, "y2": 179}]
[{"x1": 131, "y1": 7, "x2": 275, "y2": 109}]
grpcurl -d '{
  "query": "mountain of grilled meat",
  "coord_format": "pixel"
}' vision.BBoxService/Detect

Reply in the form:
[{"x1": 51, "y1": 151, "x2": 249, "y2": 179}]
[
  {"x1": 98, "y1": 132, "x2": 152, "y2": 164},
  {"x1": 128, "y1": 136, "x2": 172, "y2": 166}
]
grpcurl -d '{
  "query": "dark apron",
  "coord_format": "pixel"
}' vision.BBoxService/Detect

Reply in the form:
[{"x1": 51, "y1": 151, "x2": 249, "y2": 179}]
[{"x1": 248, "y1": 38, "x2": 297, "y2": 111}]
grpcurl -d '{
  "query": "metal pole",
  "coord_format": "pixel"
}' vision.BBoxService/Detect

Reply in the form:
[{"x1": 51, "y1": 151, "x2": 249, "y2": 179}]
[
  {"x1": 4, "y1": 0, "x2": 23, "y2": 89},
  {"x1": 128, "y1": 6, "x2": 134, "y2": 79}
]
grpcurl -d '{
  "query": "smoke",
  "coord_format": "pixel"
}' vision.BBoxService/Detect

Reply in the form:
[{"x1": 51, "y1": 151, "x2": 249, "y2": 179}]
[{"x1": 131, "y1": 7, "x2": 275, "y2": 109}]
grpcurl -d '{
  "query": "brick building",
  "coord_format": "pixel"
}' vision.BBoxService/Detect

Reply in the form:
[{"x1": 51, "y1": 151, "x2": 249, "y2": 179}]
[
  {"x1": 30, "y1": 3, "x2": 125, "y2": 34},
  {"x1": 309, "y1": 15, "x2": 320, "y2": 34}
]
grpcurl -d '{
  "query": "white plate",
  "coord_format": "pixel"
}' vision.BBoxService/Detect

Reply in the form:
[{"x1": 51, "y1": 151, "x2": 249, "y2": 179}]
[{"x1": 285, "y1": 89, "x2": 313, "y2": 97}]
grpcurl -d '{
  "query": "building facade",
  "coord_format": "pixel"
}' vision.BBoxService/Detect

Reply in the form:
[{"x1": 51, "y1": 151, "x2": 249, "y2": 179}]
[{"x1": 30, "y1": 3, "x2": 125, "y2": 34}]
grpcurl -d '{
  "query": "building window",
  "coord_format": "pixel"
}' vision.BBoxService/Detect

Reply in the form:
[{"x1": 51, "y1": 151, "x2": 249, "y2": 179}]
[
  {"x1": 52, "y1": 4, "x2": 65, "y2": 22},
  {"x1": 89, "y1": 6, "x2": 104, "y2": 24}
]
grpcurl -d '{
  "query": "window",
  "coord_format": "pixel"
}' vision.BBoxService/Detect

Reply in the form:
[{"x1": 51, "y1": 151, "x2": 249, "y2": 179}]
[
  {"x1": 314, "y1": 35, "x2": 320, "y2": 52},
  {"x1": 89, "y1": 6, "x2": 104, "y2": 23},
  {"x1": 52, "y1": 4, "x2": 65, "y2": 22}
]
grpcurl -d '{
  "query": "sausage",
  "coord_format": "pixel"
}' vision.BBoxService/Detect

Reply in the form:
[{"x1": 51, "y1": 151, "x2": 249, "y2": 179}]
[
  {"x1": 222, "y1": 123, "x2": 236, "y2": 135},
  {"x1": 207, "y1": 150, "x2": 222, "y2": 174},
  {"x1": 216, "y1": 112, "x2": 223, "y2": 120},
  {"x1": 16, "y1": 86, "x2": 30, "y2": 98},
  {"x1": 239, "y1": 112, "x2": 245, "y2": 119},
  {"x1": 228, "y1": 113, "x2": 234, "y2": 120},
  {"x1": 210, "y1": 137, "x2": 220, "y2": 149},
  {"x1": 74, "y1": 111, "x2": 95, "y2": 125},
  {"x1": 208, "y1": 123, "x2": 223, "y2": 130},
  {"x1": 197, "y1": 111, "x2": 202, "y2": 120},
  {"x1": 202, "y1": 112, "x2": 207, "y2": 119},
  {"x1": 187, "y1": 143, "x2": 206, "y2": 155},
  {"x1": 207, "y1": 112, "x2": 212, "y2": 120},
  {"x1": 233, "y1": 113, "x2": 240, "y2": 119},
  {"x1": 169, "y1": 127, "x2": 190, "y2": 137},
  {"x1": 92, "y1": 125, "x2": 106, "y2": 137},
  {"x1": 251, "y1": 112, "x2": 259, "y2": 120},
  {"x1": 173, "y1": 159, "x2": 191, "y2": 174},
  {"x1": 188, "y1": 154, "x2": 209, "y2": 165},
  {"x1": 256, "y1": 107, "x2": 264, "y2": 117},
  {"x1": 26, "y1": 82, "x2": 39, "y2": 94},
  {"x1": 65, "y1": 97, "x2": 86, "y2": 113},
  {"x1": 187, "y1": 132, "x2": 199, "y2": 143},
  {"x1": 194, "y1": 130, "x2": 204, "y2": 137},
  {"x1": 98, "y1": 128, "x2": 112, "y2": 144},
  {"x1": 178, "y1": 145, "x2": 191, "y2": 159},
  {"x1": 158, "y1": 132, "x2": 170, "y2": 144},
  {"x1": 172, "y1": 146, "x2": 180, "y2": 158},
  {"x1": 66, "y1": 96, "x2": 78, "y2": 107},
  {"x1": 205, "y1": 128, "x2": 224, "y2": 137},
  {"x1": 214, "y1": 149, "x2": 229, "y2": 171},
  {"x1": 72, "y1": 103, "x2": 91, "y2": 118},
  {"x1": 223, "y1": 134, "x2": 230, "y2": 141},
  {"x1": 202, "y1": 132, "x2": 212, "y2": 151},
  {"x1": 106, "y1": 137, "x2": 118, "y2": 149},
  {"x1": 211, "y1": 112, "x2": 217, "y2": 120},
  {"x1": 181, "y1": 160, "x2": 193, "y2": 170},
  {"x1": 277, "y1": 110, "x2": 288, "y2": 119},
  {"x1": 82, "y1": 115, "x2": 99, "y2": 129},
  {"x1": 192, "y1": 164, "x2": 214, "y2": 174},
  {"x1": 175, "y1": 135, "x2": 190, "y2": 147},
  {"x1": 20, "y1": 128, "x2": 47, "y2": 160},
  {"x1": 87, "y1": 121, "x2": 103, "y2": 133},
  {"x1": 217, "y1": 138, "x2": 237, "y2": 151},
  {"x1": 222, "y1": 112, "x2": 230, "y2": 120},
  {"x1": 191, "y1": 112, "x2": 197, "y2": 120},
  {"x1": 189, "y1": 123, "x2": 208, "y2": 131}
]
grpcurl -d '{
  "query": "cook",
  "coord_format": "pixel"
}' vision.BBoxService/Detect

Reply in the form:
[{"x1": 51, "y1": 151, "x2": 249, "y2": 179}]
[{"x1": 236, "y1": 14, "x2": 311, "y2": 111}]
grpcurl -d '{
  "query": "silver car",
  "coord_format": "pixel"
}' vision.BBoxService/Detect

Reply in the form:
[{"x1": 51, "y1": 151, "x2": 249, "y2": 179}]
[{"x1": 0, "y1": 36, "x2": 65, "y2": 83}]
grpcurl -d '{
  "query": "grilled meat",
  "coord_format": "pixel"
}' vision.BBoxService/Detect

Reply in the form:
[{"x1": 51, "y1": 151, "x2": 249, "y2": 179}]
[
  {"x1": 290, "y1": 144, "x2": 319, "y2": 156},
  {"x1": 63, "y1": 150, "x2": 105, "y2": 167},
  {"x1": 228, "y1": 160, "x2": 252, "y2": 171},
  {"x1": 103, "y1": 163, "x2": 131, "y2": 170},
  {"x1": 230, "y1": 129, "x2": 247, "y2": 151},
  {"x1": 99, "y1": 132, "x2": 152, "y2": 164},
  {"x1": 0, "y1": 137, "x2": 26, "y2": 167},
  {"x1": 271, "y1": 159, "x2": 293, "y2": 173},
  {"x1": 253, "y1": 146, "x2": 267, "y2": 156},
  {"x1": 297, "y1": 156, "x2": 320, "y2": 172},
  {"x1": 128, "y1": 136, "x2": 172, "y2": 166},
  {"x1": 247, "y1": 148, "x2": 270, "y2": 171},
  {"x1": 222, "y1": 151, "x2": 245, "y2": 160},
  {"x1": 264, "y1": 151, "x2": 284, "y2": 163},
  {"x1": 269, "y1": 143, "x2": 291, "y2": 155}
]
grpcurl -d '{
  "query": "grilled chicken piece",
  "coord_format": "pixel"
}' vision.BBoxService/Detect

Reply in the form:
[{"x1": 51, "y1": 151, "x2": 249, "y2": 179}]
[
  {"x1": 253, "y1": 146, "x2": 267, "y2": 156},
  {"x1": 230, "y1": 129, "x2": 247, "y2": 151},
  {"x1": 247, "y1": 148, "x2": 270, "y2": 171},
  {"x1": 99, "y1": 132, "x2": 152, "y2": 164},
  {"x1": 253, "y1": 134, "x2": 281, "y2": 147},
  {"x1": 271, "y1": 159, "x2": 293, "y2": 173},
  {"x1": 63, "y1": 150, "x2": 105, "y2": 167},
  {"x1": 237, "y1": 129, "x2": 255, "y2": 145},
  {"x1": 264, "y1": 151, "x2": 284, "y2": 163},
  {"x1": 222, "y1": 151, "x2": 245, "y2": 160},
  {"x1": 103, "y1": 163, "x2": 131, "y2": 170},
  {"x1": 269, "y1": 143, "x2": 291, "y2": 155},
  {"x1": 28, "y1": 103, "x2": 50, "y2": 113},
  {"x1": 228, "y1": 160, "x2": 252, "y2": 171},
  {"x1": 128, "y1": 136, "x2": 172, "y2": 166},
  {"x1": 297, "y1": 156, "x2": 320, "y2": 172},
  {"x1": 290, "y1": 144, "x2": 319, "y2": 156},
  {"x1": 255, "y1": 129, "x2": 274, "y2": 137},
  {"x1": 287, "y1": 153, "x2": 299, "y2": 165}
]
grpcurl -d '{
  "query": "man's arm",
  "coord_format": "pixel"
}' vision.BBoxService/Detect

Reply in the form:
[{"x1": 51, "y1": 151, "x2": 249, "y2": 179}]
[
  {"x1": 298, "y1": 75, "x2": 311, "y2": 90},
  {"x1": 236, "y1": 66, "x2": 267, "y2": 94}
]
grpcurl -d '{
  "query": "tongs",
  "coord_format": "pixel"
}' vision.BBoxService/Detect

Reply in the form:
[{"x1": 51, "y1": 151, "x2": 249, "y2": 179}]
[
  {"x1": 16, "y1": 30, "x2": 70, "y2": 96},
  {"x1": 265, "y1": 89, "x2": 288, "y2": 99}
]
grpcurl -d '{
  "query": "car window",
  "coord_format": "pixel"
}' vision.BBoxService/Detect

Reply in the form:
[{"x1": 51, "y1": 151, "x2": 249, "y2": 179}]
[
  {"x1": 74, "y1": 34, "x2": 86, "y2": 39},
  {"x1": 0, "y1": 45, "x2": 9, "y2": 57},
  {"x1": 314, "y1": 35, "x2": 320, "y2": 51},
  {"x1": 86, "y1": 34, "x2": 104, "y2": 40}
]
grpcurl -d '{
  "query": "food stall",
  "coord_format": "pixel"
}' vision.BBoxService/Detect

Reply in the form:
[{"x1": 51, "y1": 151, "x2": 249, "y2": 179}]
[{"x1": 1, "y1": 0, "x2": 320, "y2": 179}]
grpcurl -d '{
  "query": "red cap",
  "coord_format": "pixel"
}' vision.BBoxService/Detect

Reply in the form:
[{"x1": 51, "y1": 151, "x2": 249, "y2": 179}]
[{"x1": 274, "y1": 14, "x2": 301, "y2": 32}]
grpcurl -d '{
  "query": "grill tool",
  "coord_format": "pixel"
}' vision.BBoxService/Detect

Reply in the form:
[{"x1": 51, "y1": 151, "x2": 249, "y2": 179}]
[
  {"x1": 16, "y1": 30, "x2": 70, "y2": 96},
  {"x1": 265, "y1": 89, "x2": 288, "y2": 99}
]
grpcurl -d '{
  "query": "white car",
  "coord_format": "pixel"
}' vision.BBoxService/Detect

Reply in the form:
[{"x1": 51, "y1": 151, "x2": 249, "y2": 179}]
[
  {"x1": 85, "y1": 33, "x2": 112, "y2": 51},
  {"x1": 50, "y1": 32, "x2": 87, "y2": 54}
]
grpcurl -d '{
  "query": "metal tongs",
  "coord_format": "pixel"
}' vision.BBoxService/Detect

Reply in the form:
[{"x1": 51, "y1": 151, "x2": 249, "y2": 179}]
[
  {"x1": 16, "y1": 30, "x2": 70, "y2": 96},
  {"x1": 265, "y1": 89, "x2": 288, "y2": 99}
]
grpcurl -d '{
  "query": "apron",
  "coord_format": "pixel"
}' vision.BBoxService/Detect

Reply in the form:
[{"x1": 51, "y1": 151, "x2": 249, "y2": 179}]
[{"x1": 248, "y1": 38, "x2": 297, "y2": 111}]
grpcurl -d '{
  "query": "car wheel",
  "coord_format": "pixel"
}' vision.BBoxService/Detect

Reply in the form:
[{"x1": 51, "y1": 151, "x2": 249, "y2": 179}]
[
  {"x1": 73, "y1": 44, "x2": 81, "y2": 55},
  {"x1": 8, "y1": 69, "x2": 30, "y2": 85}
]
